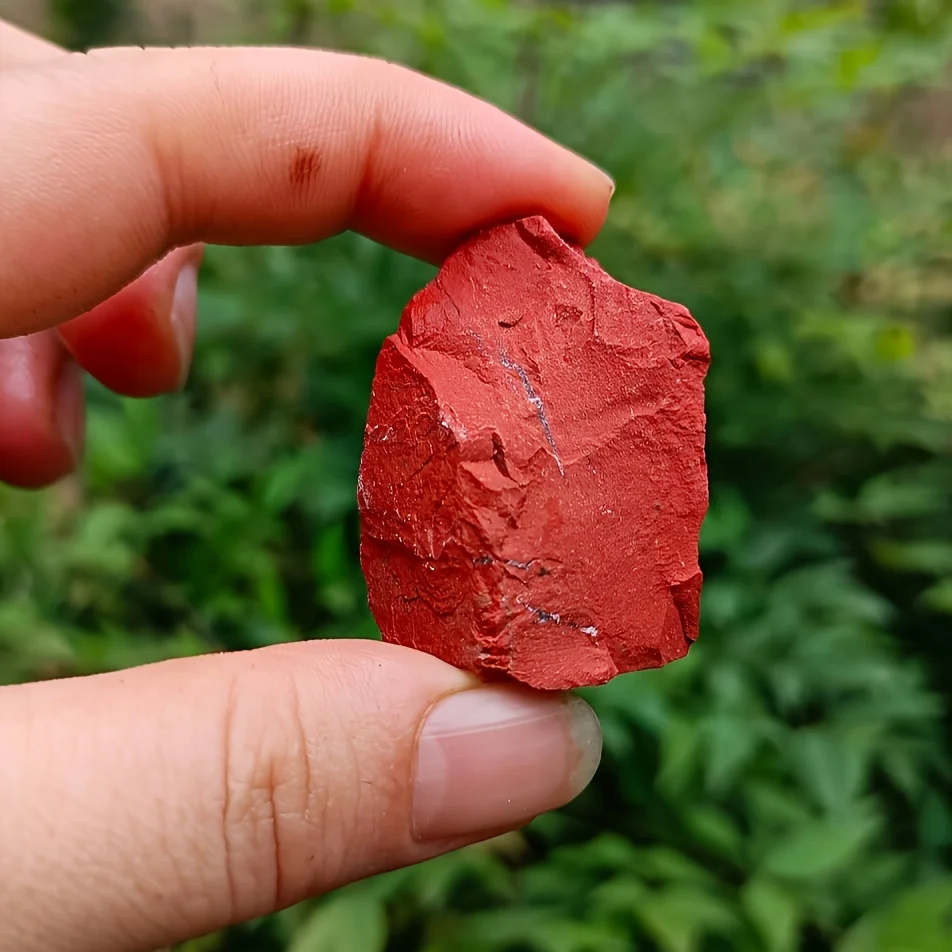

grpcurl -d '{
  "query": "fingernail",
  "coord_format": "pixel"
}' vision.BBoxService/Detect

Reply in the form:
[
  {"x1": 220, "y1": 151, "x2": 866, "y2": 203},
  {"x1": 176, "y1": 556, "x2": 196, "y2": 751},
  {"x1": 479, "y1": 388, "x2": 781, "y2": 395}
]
[
  {"x1": 412, "y1": 687, "x2": 601, "y2": 841},
  {"x1": 55, "y1": 358, "x2": 85, "y2": 463},
  {"x1": 171, "y1": 262, "x2": 198, "y2": 390},
  {"x1": 589, "y1": 162, "x2": 614, "y2": 198}
]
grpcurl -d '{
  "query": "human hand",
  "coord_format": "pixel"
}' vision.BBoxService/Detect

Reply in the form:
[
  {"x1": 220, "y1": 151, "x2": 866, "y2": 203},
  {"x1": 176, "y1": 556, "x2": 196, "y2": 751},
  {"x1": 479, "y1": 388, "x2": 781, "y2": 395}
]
[{"x1": 0, "y1": 20, "x2": 611, "y2": 952}]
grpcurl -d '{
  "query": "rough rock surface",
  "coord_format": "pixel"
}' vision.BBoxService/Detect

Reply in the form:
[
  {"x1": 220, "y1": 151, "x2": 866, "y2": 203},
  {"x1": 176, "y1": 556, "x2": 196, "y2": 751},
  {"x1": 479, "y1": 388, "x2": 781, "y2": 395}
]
[{"x1": 358, "y1": 216, "x2": 709, "y2": 690}]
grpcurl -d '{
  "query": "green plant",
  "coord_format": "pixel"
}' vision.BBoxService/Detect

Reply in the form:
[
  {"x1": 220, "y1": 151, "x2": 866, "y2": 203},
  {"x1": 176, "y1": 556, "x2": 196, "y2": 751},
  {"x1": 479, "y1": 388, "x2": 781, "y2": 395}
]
[{"x1": 50, "y1": 0, "x2": 127, "y2": 48}]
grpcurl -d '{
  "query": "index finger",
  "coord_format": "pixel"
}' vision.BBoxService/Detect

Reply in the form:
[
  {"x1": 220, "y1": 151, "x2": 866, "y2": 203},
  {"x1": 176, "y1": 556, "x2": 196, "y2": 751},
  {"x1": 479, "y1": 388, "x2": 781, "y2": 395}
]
[{"x1": 0, "y1": 46, "x2": 613, "y2": 338}]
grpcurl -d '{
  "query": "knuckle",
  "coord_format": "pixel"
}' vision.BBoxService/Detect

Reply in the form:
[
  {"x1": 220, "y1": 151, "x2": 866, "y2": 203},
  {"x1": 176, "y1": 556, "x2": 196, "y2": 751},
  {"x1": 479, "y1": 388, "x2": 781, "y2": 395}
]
[{"x1": 218, "y1": 665, "x2": 322, "y2": 908}]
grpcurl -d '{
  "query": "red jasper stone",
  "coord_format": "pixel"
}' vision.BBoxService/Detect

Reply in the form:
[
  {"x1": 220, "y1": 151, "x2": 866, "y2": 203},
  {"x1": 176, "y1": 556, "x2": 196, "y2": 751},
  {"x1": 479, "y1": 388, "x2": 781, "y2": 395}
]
[{"x1": 358, "y1": 216, "x2": 709, "y2": 690}]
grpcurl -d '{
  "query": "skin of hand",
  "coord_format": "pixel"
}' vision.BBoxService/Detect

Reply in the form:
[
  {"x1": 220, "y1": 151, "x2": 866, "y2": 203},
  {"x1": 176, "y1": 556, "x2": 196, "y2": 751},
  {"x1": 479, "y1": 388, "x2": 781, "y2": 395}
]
[{"x1": 0, "y1": 19, "x2": 613, "y2": 952}]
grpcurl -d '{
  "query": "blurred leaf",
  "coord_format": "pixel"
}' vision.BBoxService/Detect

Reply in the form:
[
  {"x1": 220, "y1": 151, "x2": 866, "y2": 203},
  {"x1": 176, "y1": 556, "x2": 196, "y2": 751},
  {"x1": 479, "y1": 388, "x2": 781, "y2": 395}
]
[
  {"x1": 838, "y1": 879, "x2": 952, "y2": 952},
  {"x1": 658, "y1": 716, "x2": 702, "y2": 795},
  {"x1": 871, "y1": 539, "x2": 952, "y2": 574},
  {"x1": 0, "y1": 600, "x2": 75, "y2": 684},
  {"x1": 921, "y1": 578, "x2": 952, "y2": 615},
  {"x1": 762, "y1": 811, "x2": 882, "y2": 881},
  {"x1": 288, "y1": 890, "x2": 387, "y2": 952},
  {"x1": 790, "y1": 728, "x2": 869, "y2": 814},
  {"x1": 700, "y1": 489, "x2": 753, "y2": 555},
  {"x1": 703, "y1": 713, "x2": 762, "y2": 793},
  {"x1": 459, "y1": 908, "x2": 630, "y2": 952},
  {"x1": 682, "y1": 806, "x2": 745, "y2": 865},
  {"x1": 635, "y1": 885, "x2": 739, "y2": 952},
  {"x1": 632, "y1": 847, "x2": 720, "y2": 888},
  {"x1": 742, "y1": 875, "x2": 800, "y2": 952}
]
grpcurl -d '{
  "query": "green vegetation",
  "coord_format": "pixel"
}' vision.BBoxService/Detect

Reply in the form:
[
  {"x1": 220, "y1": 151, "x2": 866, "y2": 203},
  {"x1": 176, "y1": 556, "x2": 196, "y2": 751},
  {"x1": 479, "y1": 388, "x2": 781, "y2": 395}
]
[{"x1": 3, "y1": 1, "x2": 950, "y2": 949}]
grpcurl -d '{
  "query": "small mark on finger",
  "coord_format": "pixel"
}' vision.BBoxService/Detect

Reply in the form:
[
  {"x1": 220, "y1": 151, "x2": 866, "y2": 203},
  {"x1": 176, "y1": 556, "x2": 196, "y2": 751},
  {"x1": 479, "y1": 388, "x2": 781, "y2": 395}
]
[{"x1": 289, "y1": 146, "x2": 323, "y2": 188}]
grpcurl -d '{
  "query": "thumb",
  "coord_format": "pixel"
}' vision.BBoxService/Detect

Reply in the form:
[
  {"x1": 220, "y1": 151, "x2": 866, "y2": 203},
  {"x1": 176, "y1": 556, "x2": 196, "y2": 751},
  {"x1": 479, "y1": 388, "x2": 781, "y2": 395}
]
[{"x1": 0, "y1": 640, "x2": 601, "y2": 952}]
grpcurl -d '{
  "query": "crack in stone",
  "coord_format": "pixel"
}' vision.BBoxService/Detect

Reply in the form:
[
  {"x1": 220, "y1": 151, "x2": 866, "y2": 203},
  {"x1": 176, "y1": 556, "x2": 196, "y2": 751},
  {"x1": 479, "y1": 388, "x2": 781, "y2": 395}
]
[
  {"x1": 525, "y1": 604, "x2": 599, "y2": 639},
  {"x1": 499, "y1": 353, "x2": 565, "y2": 476}
]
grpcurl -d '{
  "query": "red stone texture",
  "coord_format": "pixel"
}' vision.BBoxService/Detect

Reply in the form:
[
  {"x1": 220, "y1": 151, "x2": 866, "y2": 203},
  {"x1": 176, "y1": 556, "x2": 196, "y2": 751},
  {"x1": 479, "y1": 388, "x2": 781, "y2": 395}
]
[{"x1": 358, "y1": 216, "x2": 709, "y2": 690}]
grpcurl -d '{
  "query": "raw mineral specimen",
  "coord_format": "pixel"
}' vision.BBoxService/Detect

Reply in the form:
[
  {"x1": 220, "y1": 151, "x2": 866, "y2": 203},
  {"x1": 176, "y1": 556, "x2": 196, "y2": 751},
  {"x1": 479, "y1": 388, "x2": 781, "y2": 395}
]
[{"x1": 358, "y1": 216, "x2": 709, "y2": 690}]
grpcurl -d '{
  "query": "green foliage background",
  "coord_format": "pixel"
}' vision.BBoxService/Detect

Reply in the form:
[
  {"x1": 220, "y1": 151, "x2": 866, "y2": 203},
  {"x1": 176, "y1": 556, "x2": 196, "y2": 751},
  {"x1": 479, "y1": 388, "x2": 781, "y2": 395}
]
[{"x1": 2, "y1": 1, "x2": 951, "y2": 950}]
